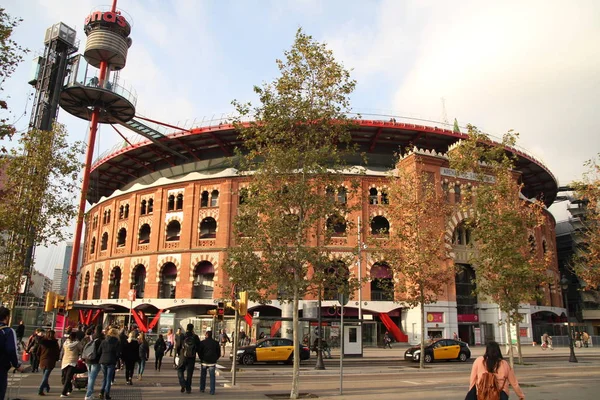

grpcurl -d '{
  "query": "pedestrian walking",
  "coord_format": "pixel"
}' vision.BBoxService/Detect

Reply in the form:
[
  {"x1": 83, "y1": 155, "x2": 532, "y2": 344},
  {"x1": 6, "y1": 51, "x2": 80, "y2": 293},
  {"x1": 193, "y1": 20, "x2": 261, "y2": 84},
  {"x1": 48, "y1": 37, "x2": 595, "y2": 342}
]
[
  {"x1": 176, "y1": 324, "x2": 200, "y2": 394},
  {"x1": 122, "y1": 332, "x2": 140, "y2": 385},
  {"x1": 60, "y1": 331, "x2": 83, "y2": 398},
  {"x1": 26, "y1": 328, "x2": 43, "y2": 373},
  {"x1": 0, "y1": 307, "x2": 25, "y2": 400},
  {"x1": 173, "y1": 328, "x2": 184, "y2": 367},
  {"x1": 83, "y1": 328, "x2": 104, "y2": 400},
  {"x1": 153, "y1": 334, "x2": 166, "y2": 371},
  {"x1": 453, "y1": 332, "x2": 459, "y2": 340},
  {"x1": 137, "y1": 332, "x2": 149, "y2": 380},
  {"x1": 97, "y1": 327, "x2": 121, "y2": 400},
  {"x1": 466, "y1": 341, "x2": 525, "y2": 400},
  {"x1": 37, "y1": 329, "x2": 60, "y2": 396},
  {"x1": 383, "y1": 331, "x2": 392, "y2": 349},
  {"x1": 166, "y1": 328, "x2": 174, "y2": 357},
  {"x1": 15, "y1": 321, "x2": 25, "y2": 351},
  {"x1": 239, "y1": 329, "x2": 248, "y2": 347},
  {"x1": 218, "y1": 329, "x2": 230, "y2": 357},
  {"x1": 575, "y1": 331, "x2": 582, "y2": 348},
  {"x1": 582, "y1": 331, "x2": 590, "y2": 348},
  {"x1": 198, "y1": 330, "x2": 220, "y2": 395}
]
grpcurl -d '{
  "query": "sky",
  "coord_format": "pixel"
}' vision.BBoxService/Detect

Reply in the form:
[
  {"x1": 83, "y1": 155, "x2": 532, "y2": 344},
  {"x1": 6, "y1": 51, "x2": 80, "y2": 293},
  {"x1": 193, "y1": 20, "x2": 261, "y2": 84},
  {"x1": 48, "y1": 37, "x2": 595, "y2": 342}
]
[{"x1": 2, "y1": 0, "x2": 599, "y2": 277}]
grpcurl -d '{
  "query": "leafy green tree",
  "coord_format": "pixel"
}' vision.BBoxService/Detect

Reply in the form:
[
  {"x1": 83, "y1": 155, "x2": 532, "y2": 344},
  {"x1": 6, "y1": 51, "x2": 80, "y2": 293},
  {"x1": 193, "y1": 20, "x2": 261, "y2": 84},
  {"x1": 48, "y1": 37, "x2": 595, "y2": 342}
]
[
  {"x1": 373, "y1": 154, "x2": 453, "y2": 369},
  {"x1": 224, "y1": 29, "x2": 359, "y2": 399},
  {"x1": 0, "y1": 124, "x2": 84, "y2": 306},
  {"x1": 0, "y1": 8, "x2": 28, "y2": 151},
  {"x1": 571, "y1": 155, "x2": 600, "y2": 290},
  {"x1": 448, "y1": 125, "x2": 552, "y2": 366}
]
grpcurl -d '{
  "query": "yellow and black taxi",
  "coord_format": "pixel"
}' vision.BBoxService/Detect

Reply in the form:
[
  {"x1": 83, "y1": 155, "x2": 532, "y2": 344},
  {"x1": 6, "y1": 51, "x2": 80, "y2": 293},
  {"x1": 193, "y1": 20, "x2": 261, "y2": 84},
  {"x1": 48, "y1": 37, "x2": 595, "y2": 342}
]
[
  {"x1": 404, "y1": 339, "x2": 471, "y2": 363},
  {"x1": 231, "y1": 337, "x2": 311, "y2": 365}
]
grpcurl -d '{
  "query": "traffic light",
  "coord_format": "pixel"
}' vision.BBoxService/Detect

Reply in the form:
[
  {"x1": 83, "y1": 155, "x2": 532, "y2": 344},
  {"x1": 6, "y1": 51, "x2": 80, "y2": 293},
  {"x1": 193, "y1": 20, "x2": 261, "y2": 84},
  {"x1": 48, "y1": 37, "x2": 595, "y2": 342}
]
[
  {"x1": 44, "y1": 292, "x2": 56, "y2": 312},
  {"x1": 238, "y1": 291, "x2": 248, "y2": 316},
  {"x1": 54, "y1": 295, "x2": 66, "y2": 311},
  {"x1": 217, "y1": 302, "x2": 224, "y2": 321},
  {"x1": 66, "y1": 300, "x2": 74, "y2": 310}
]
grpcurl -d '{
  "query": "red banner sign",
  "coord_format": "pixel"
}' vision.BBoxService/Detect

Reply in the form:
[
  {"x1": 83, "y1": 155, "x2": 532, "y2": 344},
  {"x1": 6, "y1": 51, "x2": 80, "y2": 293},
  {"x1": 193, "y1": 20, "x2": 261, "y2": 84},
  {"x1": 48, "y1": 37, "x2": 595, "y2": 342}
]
[
  {"x1": 427, "y1": 312, "x2": 444, "y2": 323},
  {"x1": 457, "y1": 314, "x2": 479, "y2": 322}
]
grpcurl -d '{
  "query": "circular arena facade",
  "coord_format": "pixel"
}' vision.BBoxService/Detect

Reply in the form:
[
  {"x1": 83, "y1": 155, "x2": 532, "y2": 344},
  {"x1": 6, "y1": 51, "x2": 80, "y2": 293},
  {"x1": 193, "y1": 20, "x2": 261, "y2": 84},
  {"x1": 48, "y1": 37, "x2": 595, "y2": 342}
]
[{"x1": 75, "y1": 117, "x2": 564, "y2": 346}]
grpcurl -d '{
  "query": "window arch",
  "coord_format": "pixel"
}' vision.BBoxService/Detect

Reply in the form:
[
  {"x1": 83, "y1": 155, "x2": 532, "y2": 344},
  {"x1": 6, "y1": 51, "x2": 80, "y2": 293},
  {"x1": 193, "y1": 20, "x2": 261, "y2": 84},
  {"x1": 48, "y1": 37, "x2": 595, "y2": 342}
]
[
  {"x1": 370, "y1": 216, "x2": 389, "y2": 236},
  {"x1": 337, "y1": 187, "x2": 347, "y2": 204},
  {"x1": 116, "y1": 227, "x2": 127, "y2": 247},
  {"x1": 442, "y1": 182, "x2": 450, "y2": 202},
  {"x1": 211, "y1": 190, "x2": 219, "y2": 207},
  {"x1": 119, "y1": 205, "x2": 124, "y2": 219},
  {"x1": 138, "y1": 223, "x2": 151, "y2": 244},
  {"x1": 176, "y1": 193, "x2": 184, "y2": 210},
  {"x1": 166, "y1": 220, "x2": 181, "y2": 241},
  {"x1": 529, "y1": 234, "x2": 536, "y2": 255},
  {"x1": 100, "y1": 232, "x2": 109, "y2": 251},
  {"x1": 323, "y1": 261, "x2": 350, "y2": 300},
  {"x1": 159, "y1": 262, "x2": 177, "y2": 299},
  {"x1": 193, "y1": 261, "x2": 214, "y2": 299},
  {"x1": 106, "y1": 209, "x2": 111, "y2": 224},
  {"x1": 454, "y1": 184, "x2": 461, "y2": 203},
  {"x1": 201, "y1": 191, "x2": 209, "y2": 207},
  {"x1": 238, "y1": 188, "x2": 248, "y2": 205},
  {"x1": 140, "y1": 200, "x2": 147, "y2": 215},
  {"x1": 200, "y1": 217, "x2": 217, "y2": 238},
  {"x1": 167, "y1": 194, "x2": 175, "y2": 211},
  {"x1": 124, "y1": 204, "x2": 129, "y2": 218},
  {"x1": 369, "y1": 188, "x2": 378, "y2": 205},
  {"x1": 326, "y1": 214, "x2": 347, "y2": 237},
  {"x1": 90, "y1": 237, "x2": 96, "y2": 254},
  {"x1": 132, "y1": 264, "x2": 146, "y2": 299},
  {"x1": 92, "y1": 269, "x2": 102, "y2": 299},
  {"x1": 452, "y1": 222, "x2": 472, "y2": 245},
  {"x1": 380, "y1": 189, "x2": 389, "y2": 205},
  {"x1": 370, "y1": 262, "x2": 393, "y2": 301},
  {"x1": 147, "y1": 198, "x2": 154, "y2": 213},
  {"x1": 108, "y1": 267, "x2": 121, "y2": 300},
  {"x1": 82, "y1": 272, "x2": 90, "y2": 300}
]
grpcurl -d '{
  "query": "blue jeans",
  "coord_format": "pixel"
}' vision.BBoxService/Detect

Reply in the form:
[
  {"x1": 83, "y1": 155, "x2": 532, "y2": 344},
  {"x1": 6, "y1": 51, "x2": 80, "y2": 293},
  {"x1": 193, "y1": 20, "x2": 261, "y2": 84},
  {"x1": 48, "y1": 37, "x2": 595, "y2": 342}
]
[
  {"x1": 137, "y1": 359, "x2": 146, "y2": 376},
  {"x1": 200, "y1": 364, "x2": 216, "y2": 394},
  {"x1": 177, "y1": 358, "x2": 195, "y2": 392},
  {"x1": 39, "y1": 368, "x2": 53, "y2": 393},
  {"x1": 100, "y1": 364, "x2": 115, "y2": 395},
  {"x1": 0, "y1": 368, "x2": 7, "y2": 400},
  {"x1": 85, "y1": 364, "x2": 102, "y2": 398}
]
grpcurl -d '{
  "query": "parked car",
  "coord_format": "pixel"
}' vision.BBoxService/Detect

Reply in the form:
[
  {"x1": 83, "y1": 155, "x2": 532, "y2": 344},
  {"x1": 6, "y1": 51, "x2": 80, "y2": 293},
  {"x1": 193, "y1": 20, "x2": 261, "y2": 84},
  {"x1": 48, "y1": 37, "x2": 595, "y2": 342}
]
[
  {"x1": 404, "y1": 339, "x2": 471, "y2": 363},
  {"x1": 231, "y1": 337, "x2": 311, "y2": 365}
]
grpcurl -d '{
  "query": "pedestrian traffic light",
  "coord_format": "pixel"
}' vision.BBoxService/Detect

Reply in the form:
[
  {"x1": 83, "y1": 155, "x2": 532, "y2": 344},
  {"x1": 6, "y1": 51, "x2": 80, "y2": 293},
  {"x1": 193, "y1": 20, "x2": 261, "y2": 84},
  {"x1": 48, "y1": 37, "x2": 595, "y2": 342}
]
[
  {"x1": 44, "y1": 291, "x2": 56, "y2": 313},
  {"x1": 217, "y1": 301, "x2": 224, "y2": 321},
  {"x1": 238, "y1": 291, "x2": 248, "y2": 317},
  {"x1": 54, "y1": 295, "x2": 66, "y2": 311},
  {"x1": 66, "y1": 300, "x2": 74, "y2": 310}
]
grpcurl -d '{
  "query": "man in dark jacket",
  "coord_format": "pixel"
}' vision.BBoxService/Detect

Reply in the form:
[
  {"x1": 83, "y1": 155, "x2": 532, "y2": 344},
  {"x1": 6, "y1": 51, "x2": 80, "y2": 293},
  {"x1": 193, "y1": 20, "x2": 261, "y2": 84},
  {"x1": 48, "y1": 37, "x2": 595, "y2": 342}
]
[
  {"x1": 0, "y1": 307, "x2": 25, "y2": 400},
  {"x1": 198, "y1": 330, "x2": 221, "y2": 395},
  {"x1": 26, "y1": 328, "x2": 43, "y2": 372},
  {"x1": 97, "y1": 328, "x2": 121, "y2": 400},
  {"x1": 84, "y1": 331, "x2": 104, "y2": 400},
  {"x1": 15, "y1": 321, "x2": 25, "y2": 350},
  {"x1": 173, "y1": 328, "x2": 183, "y2": 367},
  {"x1": 176, "y1": 324, "x2": 200, "y2": 394}
]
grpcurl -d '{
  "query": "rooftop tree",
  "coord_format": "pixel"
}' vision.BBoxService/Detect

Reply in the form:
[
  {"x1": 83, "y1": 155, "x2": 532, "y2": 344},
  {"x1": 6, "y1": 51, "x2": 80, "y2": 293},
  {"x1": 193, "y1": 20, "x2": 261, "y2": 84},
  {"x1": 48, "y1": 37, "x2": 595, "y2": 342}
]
[
  {"x1": 224, "y1": 29, "x2": 360, "y2": 399},
  {"x1": 448, "y1": 125, "x2": 552, "y2": 367},
  {"x1": 373, "y1": 152, "x2": 453, "y2": 369}
]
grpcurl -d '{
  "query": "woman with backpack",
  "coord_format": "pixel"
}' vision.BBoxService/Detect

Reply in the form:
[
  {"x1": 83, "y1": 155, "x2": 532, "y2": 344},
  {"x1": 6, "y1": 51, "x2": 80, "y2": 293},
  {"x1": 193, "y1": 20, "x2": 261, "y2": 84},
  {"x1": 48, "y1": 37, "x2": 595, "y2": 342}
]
[
  {"x1": 137, "y1": 332, "x2": 149, "y2": 380},
  {"x1": 466, "y1": 341, "x2": 525, "y2": 400},
  {"x1": 36, "y1": 330, "x2": 60, "y2": 395},
  {"x1": 153, "y1": 334, "x2": 166, "y2": 371}
]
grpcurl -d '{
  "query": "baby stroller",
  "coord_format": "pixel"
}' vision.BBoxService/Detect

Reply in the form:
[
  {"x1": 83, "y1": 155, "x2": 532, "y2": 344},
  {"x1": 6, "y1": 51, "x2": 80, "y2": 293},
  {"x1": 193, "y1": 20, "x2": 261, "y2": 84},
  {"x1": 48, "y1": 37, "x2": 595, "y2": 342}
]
[{"x1": 72, "y1": 359, "x2": 89, "y2": 390}]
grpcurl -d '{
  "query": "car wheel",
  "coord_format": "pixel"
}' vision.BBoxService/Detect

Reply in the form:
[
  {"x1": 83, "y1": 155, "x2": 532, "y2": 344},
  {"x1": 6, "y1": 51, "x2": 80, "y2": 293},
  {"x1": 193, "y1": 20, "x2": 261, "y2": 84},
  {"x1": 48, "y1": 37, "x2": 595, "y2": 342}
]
[
  {"x1": 424, "y1": 354, "x2": 433, "y2": 363},
  {"x1": 459, "y1": 352, "x2": 468, "y2": 362},
  {"x1": 242, "y1": 353, "x2": 255, "y2": 365}
]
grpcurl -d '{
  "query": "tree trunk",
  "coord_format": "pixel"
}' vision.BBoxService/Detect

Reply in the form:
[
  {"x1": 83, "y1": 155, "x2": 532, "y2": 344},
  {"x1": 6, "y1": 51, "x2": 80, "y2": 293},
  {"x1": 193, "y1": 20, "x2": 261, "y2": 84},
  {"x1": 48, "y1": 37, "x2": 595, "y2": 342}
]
[
  {"x1": 506, "y1": 316, "x2": 514, "y2": 368},
  {"x1": 515, "y1": 319, "x2": 523, "y2": 365},
  {"x1": 419, "y1": 292, "x2": 425, "y2": 370},
  {"x1": 290, "y1": 288, "x2": 300, "y2": 399}
]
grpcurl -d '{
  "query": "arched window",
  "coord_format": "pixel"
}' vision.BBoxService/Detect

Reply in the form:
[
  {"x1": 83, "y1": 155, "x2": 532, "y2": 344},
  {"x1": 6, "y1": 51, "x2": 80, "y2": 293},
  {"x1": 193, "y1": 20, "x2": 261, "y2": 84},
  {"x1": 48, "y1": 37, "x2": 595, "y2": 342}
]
[
  {"x1": 442, "y1": 182, "x2": 450, "y2": 202},
  {"x1": 380, "y1": 190, "x2": 389, "y2": 205},
  {"x1": 138, "y1": 223, "x2": 151, "y2": 244},
  {"x1": 454, "y1": 184, "x2": 461, "y2": 203},
  {"x1": 542, "y1": 240, "x2": 547, "y2": 255},
  {"x1": 167, "y1": 194, "x2": 175, "y2": 211},
  {"x1": 326, "y1": 187, "x2": 335, "y2": 202},
  {"x1": 529, "y1": 235, "x2": 536, "y2": 255},
  {"x1": 201, "y1": 191, "x2": 209, "y2": 207},
  {"x1": 211, "y1": 190, "x2": 219, "y2": 207},
  {"x1": 337, "y1": 187, "x2": 347, "y2": 204},
  {"x1": 119, "y1": 205, "x2": 124, "y2": 219},
  {"x1": 192, "y1": 261, "x2": 214, "y2": 299},
  {"x1": 200, "y1": 217, "x2": 217, "y2": 238},
  {"x1": 92, "y1": 215, "x2": 98, "y2": 228},
  {"x1": 147, "y1": 198, "x2": 153, "y2": 213},
  {"x1": 100, "y1": 232, "x2": 109, "y2": 251},
  {"x1": 238, "y1": 188, "x2": 248, "y2": 205},
  {"x1": 108, "y1": 267, "x2": 121, "y2": 299},
  {"x1": 455, "y1": 264, "x2": 477, "y2": 317},
  {"x1": 106, "y1": 209, "x2": 111, "y2": 224},
  {"x1": 140, "y1": 200, "x2": 147, "y2": 215},
  {"x1": 116, "y1": 227, "x2": 127, "y2": 247},
  {"x1": 132, "y1": 264, "x2": 146, "y2": 299},
  {"x1": 369, "y1": 188, "x2": 378, "y2": 205},
  {"x1": 124, "y1": 204, "x2": 129, "y2": 218},
  {"x1": 323, "y1": 261, "x2": 350, "y2": 300},
  {"x1": 370, "y1": 262, "x2": 393, "y2": 301},
  {"x1": 326, "y1": 214, "x2": 346, "y2": 237},
  {"x1": 166, "y1": 220, "x2": 181, "y2": 241},
  {"x1": 102, "y1": 211, "x2": 107, "y2": 225},
  {"x1": 176, "y1": 193, "x2": 183, "y2": 210},
  {"x1": 90, "y1": 237, "x2": 96, "y2": 254},
  {"x1": 370, "y1": 216, "x2": 389, "y2": 236},
  {"x1": 92, "y1": 269, "x2": 102, "y2": 299},
  {"x1": 159, "y1": 262, "x2": 177, "y2": 299},
  {"x1": 82, "y1": 272, "x2": 90, "y2": 300},
  {"x1": 452, "y1": 223, "x2": 471, "y2": 245}
]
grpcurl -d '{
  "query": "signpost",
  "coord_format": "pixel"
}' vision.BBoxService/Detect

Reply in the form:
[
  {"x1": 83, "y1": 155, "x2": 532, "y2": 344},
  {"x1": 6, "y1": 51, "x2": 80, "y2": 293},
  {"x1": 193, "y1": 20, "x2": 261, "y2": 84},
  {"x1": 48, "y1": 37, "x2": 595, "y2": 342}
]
[
  {"x1": 338, "y1": 292, "x2": 348, "y2": 395},
  {"x1": 128, "y1": 289, "x2": 136, "y2": 330}
]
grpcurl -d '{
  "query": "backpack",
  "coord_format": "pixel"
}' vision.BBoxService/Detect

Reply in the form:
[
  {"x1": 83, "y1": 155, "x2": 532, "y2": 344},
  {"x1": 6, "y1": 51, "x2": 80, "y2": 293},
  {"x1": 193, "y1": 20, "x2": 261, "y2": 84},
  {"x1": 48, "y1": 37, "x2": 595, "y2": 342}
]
[
  {"x1": 155, "y1": 341, "x2": 166, "y2": 354},
  {"x1": 476, "y1": 371, "x2": 501, "y2": 400},
  {"x1": 82, "y1": 339, "x2": 97, "y2": 362},
  {"x1": 182, "y1": 335, "x2": 197, "y2": 358}
]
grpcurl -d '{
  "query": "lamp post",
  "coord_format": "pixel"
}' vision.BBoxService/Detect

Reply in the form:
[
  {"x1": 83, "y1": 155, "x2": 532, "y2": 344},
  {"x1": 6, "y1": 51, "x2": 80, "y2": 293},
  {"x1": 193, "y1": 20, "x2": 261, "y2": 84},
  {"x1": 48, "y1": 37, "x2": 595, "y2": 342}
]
[{"x1": 560, "y1": 275, "x2": 578, "y2": 363}]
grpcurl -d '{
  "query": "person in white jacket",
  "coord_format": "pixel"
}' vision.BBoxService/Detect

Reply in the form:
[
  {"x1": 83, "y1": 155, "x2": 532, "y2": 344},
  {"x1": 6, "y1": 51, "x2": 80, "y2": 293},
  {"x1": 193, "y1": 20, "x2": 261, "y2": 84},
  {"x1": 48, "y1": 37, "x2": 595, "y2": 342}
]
[{"x1": 60, "y1": 332, "x2": 83, "y2": 398}]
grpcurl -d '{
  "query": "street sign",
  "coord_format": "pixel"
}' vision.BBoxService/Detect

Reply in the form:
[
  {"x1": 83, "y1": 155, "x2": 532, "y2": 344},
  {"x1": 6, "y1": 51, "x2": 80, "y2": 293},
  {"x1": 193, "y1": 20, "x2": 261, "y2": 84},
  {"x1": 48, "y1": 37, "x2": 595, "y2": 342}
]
[
  {"x1": 338, "y1": 293, "x2": 349, "y2": 306},
  {"x1": 128, "y1": 289, "x2": 136, "y2": 301}
]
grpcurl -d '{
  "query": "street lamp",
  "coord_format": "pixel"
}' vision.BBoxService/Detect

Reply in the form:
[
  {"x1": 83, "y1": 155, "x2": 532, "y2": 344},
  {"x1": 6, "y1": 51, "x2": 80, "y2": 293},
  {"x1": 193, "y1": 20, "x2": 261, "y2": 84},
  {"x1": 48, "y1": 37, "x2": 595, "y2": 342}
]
[{"x1": 560, "y1": 275, "x2": 578, "y2": 363}]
